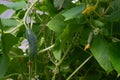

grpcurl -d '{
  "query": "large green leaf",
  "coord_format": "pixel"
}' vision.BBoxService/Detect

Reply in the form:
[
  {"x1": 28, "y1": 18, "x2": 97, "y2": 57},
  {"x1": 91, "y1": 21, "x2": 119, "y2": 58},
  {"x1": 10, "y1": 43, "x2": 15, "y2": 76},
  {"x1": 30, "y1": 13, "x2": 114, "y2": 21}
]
[
  {"x1": 3, "y1": 1, "x2": 26, "y2": 10},
  {"x1": 105, "y1": 9, "x2": 120, "y2": 22},
  {"x1": 90, "y1": 35, "x2": 113, "y2": 73},
  {"x1": 0, "y1": 54, "x2": 10, "y2": 78},
  {"x1": 1, "y1": 33, "x2": 18, "y2": 54},
  {"x1": 62, "y1": 4, "x2": 85, "y2": 21},
  {"x1": 47, "y1": 11, "x2": 66, "y2": 60},
  {"x1": 45, "y1": 0, "x2": 58, "y2": 16},
  {"x1": 108, "y1": 42, "x2": 120, "y2": 74},
  {"x1": 47, "y1": 11, "x2": 67, "y2": 34}
]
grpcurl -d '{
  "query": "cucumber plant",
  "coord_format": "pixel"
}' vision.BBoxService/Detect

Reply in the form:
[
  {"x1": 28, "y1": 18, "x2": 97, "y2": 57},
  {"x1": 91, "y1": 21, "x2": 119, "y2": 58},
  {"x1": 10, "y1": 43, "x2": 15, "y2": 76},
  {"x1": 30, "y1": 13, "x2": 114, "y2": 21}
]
[{"x1": 0, "y1": 0, "x2": 120, "y2": 80}]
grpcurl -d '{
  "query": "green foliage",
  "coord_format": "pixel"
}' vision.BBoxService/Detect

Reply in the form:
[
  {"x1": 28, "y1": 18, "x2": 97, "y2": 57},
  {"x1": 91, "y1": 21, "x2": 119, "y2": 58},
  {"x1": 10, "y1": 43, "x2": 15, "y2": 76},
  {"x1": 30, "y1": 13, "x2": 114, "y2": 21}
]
[{"x1": 0, "y1": 0, "x2": 120, "y2": 80}]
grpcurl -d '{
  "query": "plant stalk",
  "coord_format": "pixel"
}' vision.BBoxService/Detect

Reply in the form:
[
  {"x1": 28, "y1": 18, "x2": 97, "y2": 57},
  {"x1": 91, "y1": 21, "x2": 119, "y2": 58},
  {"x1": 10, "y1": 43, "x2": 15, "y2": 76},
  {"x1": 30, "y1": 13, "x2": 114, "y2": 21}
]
[
  {"x1": 66, "y1": 55, "x2": 92, "y2": 80},
  {"x1": 23, "y1": 0, "x2": 38, "y2": 29}
]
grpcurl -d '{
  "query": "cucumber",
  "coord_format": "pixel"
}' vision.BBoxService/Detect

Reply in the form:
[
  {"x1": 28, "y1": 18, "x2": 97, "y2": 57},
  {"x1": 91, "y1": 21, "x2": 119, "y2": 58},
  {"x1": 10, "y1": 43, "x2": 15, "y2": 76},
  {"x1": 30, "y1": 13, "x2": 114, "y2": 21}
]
[
  {"x1": 93, "y1": 20, "x2": 104, "y2": 27},
  {"x1": 26, "y1": 29, "x2": 37, "y2": 57},
  {"x1": 87, "y1": 31, "x2": 94, "y2": 44}
]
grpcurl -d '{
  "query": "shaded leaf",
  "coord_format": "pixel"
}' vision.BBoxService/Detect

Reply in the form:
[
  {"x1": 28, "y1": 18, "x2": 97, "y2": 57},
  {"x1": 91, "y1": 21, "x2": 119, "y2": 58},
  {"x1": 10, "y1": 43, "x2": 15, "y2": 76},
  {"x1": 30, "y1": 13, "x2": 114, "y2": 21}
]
[
  {"x1": 62, "y1": 4, "x2": 85, "y2": 21},
  {"x1": 0, "y1": 54, "x2": 10, "y2": 78},
  {"x1": 80, "y1": 26, "x2": 92, "y2": 45},
  {"x1": 84, "y1": 66, "x2": 102, "y2": 80},
  {"x1": 1, "y1": 33, "x2": 18, "y2": 54},
  {"x1": 109, "y1": 42, "x2": 120, "y2": 74},
  {"x1": 62, "y1": 0, "x2": 74, "y2": 9},
  {"x1": 60, "y1": 24, "x2": 83, "y2": 47},
  {"x1": 67, "y1": 47, "x2": 90, "y2": 65},
  {"x1": 60, "y1": 25, "x2": 73, "y2": 46},
  {"x1": 90, "y1": 35, "x2": 113, "y2": 73},
  {"x1": 110, "y1": 0, "x2": 120, "y2": 11},
  {"x1": 45, "y1": 0, "x2": 58, "y2": 16},
  {"x1": 112, "y1": 22, "x2": 120, "y2": 34}
]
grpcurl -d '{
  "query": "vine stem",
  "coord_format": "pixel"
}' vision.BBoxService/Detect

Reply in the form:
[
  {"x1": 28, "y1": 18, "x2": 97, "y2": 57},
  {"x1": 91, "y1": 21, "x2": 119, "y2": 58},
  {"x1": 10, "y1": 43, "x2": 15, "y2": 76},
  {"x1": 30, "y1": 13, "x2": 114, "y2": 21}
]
[
  {"x1": 28, "y1": 58, "x2": 31, "y2": 80},
  {"x1": 52, "y1": 33, "x2": 79, "y2": 80},
  {"x1": 93, "y1": 11, "x2": 103, "y2": 19},
  {"x1": 3, "y1": 73, "x2": 20, "y2": 79},
  {"x1": 22, "y1": 1, "x2": 38, "y2": 79},
  {"x1": 66, "y1": 55, "x2": 92, "y2": 80},
  {"x1": 38, "y1": 44, "x2": 55, "y2": 54},
  {"x1": 5, "y1": 21, "x2": 23, "y2": 33},
  {"x1": 23, "y1": 0, "x2": 38, "y2": 29},
  {"x1": 59, "y1": 45, "x2": 72, "y2": 65},
  {"x1": 5, "y1": 0, "x2": 38, "y2": 33},
  {"x1": 52, "y1": 45, "x2": 72, "y2": 80},
  {"x1": 9, "y1": 44, "x2": 55, "y2": 58}
]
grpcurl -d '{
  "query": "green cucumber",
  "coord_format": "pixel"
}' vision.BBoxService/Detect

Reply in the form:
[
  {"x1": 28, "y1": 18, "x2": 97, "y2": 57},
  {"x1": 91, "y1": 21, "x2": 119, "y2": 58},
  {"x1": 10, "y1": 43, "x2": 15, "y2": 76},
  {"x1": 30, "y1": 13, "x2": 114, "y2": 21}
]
[
  {"x1": 93, "y1": 20, "x2": 104, "y2": 27},
  {"x1": 87, "y1": 31, "x2": 94, "y2": 44},
  {"x1": 26, "y1": 29, "x2": 37, "y2": 57}
]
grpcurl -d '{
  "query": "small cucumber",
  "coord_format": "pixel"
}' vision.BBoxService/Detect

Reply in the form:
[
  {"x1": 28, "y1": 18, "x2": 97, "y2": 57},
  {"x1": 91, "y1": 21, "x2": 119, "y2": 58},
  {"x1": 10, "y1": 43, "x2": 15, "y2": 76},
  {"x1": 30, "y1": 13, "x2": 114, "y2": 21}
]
[
  {"x1": 93, "y1": 20, "x2": 104, "y2": 27},
  {"x1": 26, "y1": 29, "x2": 37, "y2": 57},
  {"x1": 84, "y1": 31, "x2": 94, "y2": 51},
  {"x1": 87, "y1": 31, "x2": 94, "y2": 44}
]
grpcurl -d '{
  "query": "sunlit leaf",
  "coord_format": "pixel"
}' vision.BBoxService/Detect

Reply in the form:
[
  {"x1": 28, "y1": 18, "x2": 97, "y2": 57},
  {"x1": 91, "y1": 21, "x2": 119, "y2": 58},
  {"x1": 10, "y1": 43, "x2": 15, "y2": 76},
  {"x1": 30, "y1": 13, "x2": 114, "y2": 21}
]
[
  {"x1": 3, "y1": 1, "x2": 26, "y2": 10},
  {"x1": 47, "y1": 11, "x2": 67, "y2": 34},
  {"x1": 1, "y1": 18, "x2": 19, "y2": 27}
]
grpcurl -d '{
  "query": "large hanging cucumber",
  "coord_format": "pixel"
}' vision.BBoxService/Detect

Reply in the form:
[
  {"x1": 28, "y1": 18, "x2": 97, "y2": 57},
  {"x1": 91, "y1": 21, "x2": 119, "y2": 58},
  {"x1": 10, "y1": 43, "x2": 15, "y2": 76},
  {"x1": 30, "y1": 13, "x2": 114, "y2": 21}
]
[{"x1": 26, "y1": 29, "x2": 37, "y2": 57}]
